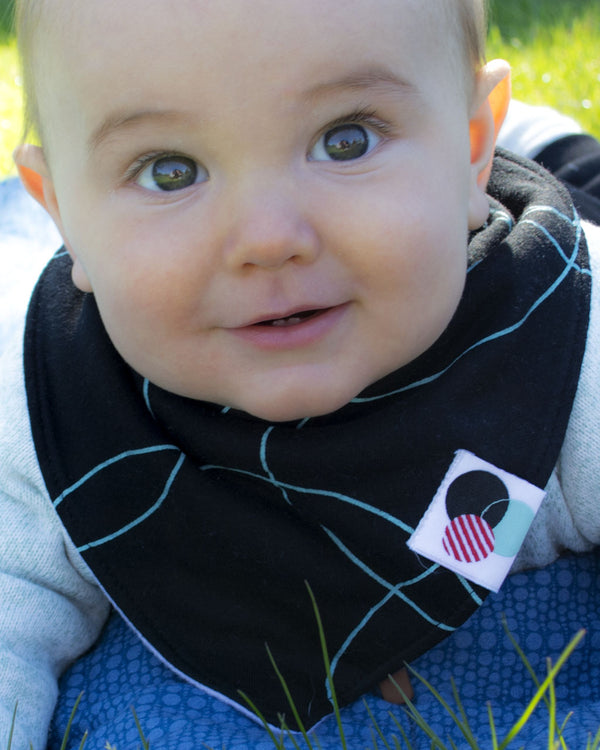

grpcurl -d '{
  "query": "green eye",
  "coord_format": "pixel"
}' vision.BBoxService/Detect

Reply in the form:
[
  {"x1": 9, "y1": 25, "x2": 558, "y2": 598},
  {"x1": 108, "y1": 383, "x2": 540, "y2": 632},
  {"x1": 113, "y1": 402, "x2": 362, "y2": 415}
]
[
  {"x1": 310, "y1": 123, "x2": 379, "y2": 162},
  {"x1": 136, "y1": 155, "x2": 207, "y2": 191}
]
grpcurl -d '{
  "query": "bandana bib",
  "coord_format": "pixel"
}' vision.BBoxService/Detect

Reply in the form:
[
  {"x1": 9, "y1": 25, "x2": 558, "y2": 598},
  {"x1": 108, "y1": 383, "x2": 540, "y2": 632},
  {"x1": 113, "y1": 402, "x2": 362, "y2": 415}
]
[{"x1": 25, "y1": 151, "x2": 591, "y2": 729}]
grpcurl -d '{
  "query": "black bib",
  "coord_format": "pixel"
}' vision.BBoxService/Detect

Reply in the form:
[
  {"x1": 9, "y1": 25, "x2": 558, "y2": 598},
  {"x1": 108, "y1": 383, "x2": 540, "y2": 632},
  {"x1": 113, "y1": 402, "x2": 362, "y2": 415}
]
[{"x1": 25, "y1": 151, "x2": 591, "y2": 729}]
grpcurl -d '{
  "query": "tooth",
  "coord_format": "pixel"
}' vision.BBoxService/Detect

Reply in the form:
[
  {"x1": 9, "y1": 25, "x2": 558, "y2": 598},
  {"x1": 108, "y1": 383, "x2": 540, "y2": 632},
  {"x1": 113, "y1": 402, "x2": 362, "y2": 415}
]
[{"x1": 271, "y1": 316, "x2": 302, "y2": 327}]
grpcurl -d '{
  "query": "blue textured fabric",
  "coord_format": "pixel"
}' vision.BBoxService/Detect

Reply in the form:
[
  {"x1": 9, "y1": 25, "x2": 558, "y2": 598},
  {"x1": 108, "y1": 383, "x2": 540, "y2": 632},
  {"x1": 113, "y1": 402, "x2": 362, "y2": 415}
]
[{"x1": 50, "y1": 551, "x2": 600, "y2": 749}]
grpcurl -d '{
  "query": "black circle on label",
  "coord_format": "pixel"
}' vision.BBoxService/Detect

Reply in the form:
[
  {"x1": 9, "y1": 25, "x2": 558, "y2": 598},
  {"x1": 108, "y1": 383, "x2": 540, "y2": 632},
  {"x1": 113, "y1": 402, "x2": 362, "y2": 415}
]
[{"x1": 445, "y1": 470, "x2": 509, "y2": 527}]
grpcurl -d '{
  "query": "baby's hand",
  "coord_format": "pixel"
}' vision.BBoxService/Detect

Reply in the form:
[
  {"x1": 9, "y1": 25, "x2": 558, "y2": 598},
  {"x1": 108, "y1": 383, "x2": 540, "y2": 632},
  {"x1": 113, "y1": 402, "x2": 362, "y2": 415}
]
[{"x1": 378, "y1": 667, "x2": 414, "y2": 704}]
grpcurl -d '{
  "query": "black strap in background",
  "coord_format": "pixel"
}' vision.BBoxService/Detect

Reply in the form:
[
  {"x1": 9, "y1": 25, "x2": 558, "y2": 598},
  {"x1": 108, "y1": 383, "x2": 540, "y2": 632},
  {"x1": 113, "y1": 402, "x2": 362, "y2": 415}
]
[{"x1": 535, "y1": 134, "x2": 600, "y2": 225}]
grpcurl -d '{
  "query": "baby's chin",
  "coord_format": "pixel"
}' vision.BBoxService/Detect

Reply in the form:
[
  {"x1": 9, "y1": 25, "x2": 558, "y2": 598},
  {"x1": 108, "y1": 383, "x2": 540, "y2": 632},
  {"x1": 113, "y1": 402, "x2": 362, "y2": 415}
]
[
  {"x1": 216, "y1": 377, "x2": 377, "y2": 423},
  {"x1": 228, "y1": 391, "x2": 357, "y2": 424}
]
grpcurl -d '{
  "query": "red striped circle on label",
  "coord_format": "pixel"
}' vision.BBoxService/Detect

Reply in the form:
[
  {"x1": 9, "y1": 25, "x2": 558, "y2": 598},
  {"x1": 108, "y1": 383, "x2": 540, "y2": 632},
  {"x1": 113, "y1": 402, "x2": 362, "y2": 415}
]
[{"x1": 442, "y1": 514, "x2": 495, "y2": 563}]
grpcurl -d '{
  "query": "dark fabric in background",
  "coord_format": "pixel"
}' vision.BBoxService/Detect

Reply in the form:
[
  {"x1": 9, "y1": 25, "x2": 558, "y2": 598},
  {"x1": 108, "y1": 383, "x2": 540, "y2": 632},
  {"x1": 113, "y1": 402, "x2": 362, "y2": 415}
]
[{"x1": 535, "y1": 134, "x2": 600, "y2": 224}]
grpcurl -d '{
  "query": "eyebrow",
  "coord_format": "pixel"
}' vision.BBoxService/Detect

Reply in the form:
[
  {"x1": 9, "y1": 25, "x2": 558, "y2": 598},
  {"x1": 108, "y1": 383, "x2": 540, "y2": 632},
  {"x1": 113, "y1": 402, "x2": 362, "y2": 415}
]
[
  {"x1": 88, "y1": 68, "x2": 419, "y2": 153},
  {"x1": 88, "y1": 110, "x2": 187, "y2": 154},
  {"x1": 303, "y1": 66, "x2": 420, "y2": 101}
]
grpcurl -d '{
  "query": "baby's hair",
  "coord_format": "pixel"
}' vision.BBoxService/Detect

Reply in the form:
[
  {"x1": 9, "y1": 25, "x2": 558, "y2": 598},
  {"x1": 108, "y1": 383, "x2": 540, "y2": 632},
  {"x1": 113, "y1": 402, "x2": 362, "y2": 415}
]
[
  {"x1": 14, "y1": 0, "x2": 44, "y2": 142},
  {"x1": 454, "y1": 0, "x2": 488, "y2": 104},
  {"x1": 14, "y1": 0, "x2": 488, "y2": 145},
  {"x1": 458, "y1": 0, "x2": 487, "y2": 71}
]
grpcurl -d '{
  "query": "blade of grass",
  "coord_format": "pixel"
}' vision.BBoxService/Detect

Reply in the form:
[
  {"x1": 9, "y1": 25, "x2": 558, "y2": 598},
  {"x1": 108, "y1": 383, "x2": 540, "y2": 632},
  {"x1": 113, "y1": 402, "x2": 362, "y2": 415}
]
[
  {"x1": 262, "y1": 642, "x2": 317, "y2": 749},
  {"x1": 362, "y1": 700, "x2": 395, "y2": 750},
  {"x1": 497, "y1": 629, "x2": 586, "y2": 750},
  {"x1": 58, "y1": 692, "x2": 84, "y2": 750},
  {"x1": 369, "y1": 726, "x2": 378, "y2": 750},
  {"x1": 131, "y1": 706, "x2": 150, "y2": 750},
  {"x1": 502, "y1": 620, "x2": 580, "y2": 749},
  {"x1": 6, "y1": 703, "x2": 17, "y2": 750},
  {"x1": 387, "y1": 684, "x2": 447, "y2": 749},
  {"x1": 273, "y1": 714, "x2": 310, "y2": 750},
  {"x1": 305, "y1": 582, "x2": 349, "y2": 750},
  {"x1": 448, "y1": 676, "x2": 480, "y2": 749},
  {"x1": 399, "y1": 664, "x2": 471, "y2": 748},
  {"x1": 558, "y1": 712, "x2": 573, "y2": 738},
  {"x1": 502, "y1": 618, "x2": 551, "y2": 709},
  {"x1": 545, "y1": 656, "x2": 569, "y2": 750},
  {"x1": 385, "y1": 708, "x2": 417, "y2": 750},
  {"x1": 487, "y1": 701, "x2": 499, "y2": 750},
  {"x1": 237, "y1": 691, "x2": 288, "y2": 750},
  {"x1": 552, "y1": 702, "x2": 573, "y2": 749},
  {"x1": 587, "y1": 726, "x2": 600, "y2": 750}
]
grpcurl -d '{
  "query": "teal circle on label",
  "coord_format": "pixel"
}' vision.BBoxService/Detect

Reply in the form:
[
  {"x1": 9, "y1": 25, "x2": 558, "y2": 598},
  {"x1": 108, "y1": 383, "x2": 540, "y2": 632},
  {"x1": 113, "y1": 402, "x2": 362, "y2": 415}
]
[{"x1": 492, "y1": 499, "x2": 535, "y2": 557}]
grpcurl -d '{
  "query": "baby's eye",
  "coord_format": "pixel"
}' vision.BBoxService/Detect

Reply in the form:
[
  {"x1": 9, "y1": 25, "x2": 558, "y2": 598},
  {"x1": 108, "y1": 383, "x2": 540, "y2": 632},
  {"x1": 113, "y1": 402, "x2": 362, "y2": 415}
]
[
  {"x1": 135, "y1": 155, "x2": 208, "y2": 192},
  {"x1": 309, "y1": 123, "x2": 381, "y2": 162}
]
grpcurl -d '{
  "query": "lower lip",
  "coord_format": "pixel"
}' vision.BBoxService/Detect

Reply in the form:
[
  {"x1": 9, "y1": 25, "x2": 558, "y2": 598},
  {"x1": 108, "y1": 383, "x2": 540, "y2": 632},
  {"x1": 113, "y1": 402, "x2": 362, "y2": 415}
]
[{"x1": 230, "y1": 304, "x2": 350, "y2": 351}]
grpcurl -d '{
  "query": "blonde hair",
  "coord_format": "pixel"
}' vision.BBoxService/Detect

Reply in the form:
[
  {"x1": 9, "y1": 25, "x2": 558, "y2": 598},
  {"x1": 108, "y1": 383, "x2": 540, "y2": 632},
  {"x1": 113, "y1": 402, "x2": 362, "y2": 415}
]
[
  {"x1": 458, "y1": 0, "x2": 488, "y2": 71},
  {"x1": 14, "y1": 0, "x2": 488, "y2": 145},
  {"x1": 14, "y1": 0, "x2": 44, "y2": 142}
]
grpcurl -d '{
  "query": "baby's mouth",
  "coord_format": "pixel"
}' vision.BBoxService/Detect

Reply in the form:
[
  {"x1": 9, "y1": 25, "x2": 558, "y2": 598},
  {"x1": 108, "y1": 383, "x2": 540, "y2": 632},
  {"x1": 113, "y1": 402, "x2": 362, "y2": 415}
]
[
  {"x1": 254, "y1": 309, "x2": 328, "y2": 327},
  {"x1": 232, "y1": 303, "x2": 348, "y2": 349}
]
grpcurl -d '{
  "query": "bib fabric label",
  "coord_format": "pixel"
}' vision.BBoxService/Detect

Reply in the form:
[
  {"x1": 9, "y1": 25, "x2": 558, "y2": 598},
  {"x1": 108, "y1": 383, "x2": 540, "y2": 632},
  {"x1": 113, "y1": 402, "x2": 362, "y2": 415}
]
[{"x1": 408, "y1": 450, "x2": 546, "y2": 592}]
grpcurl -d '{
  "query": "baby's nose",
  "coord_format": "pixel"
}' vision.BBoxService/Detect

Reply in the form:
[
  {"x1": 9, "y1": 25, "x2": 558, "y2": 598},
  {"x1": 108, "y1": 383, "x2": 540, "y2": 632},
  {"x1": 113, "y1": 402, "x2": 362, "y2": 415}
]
[{"x1": 222, "y1": 185, "x2": 321, "y2": 271}]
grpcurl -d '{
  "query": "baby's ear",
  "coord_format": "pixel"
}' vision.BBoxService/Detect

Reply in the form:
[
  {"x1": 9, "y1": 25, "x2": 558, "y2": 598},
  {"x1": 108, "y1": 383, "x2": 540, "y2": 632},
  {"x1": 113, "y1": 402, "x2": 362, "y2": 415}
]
[
  {"x1": 14, "y1": 143, "x2": 64, "y2": 228},
  {"x1": 468, "y1": 60, "x2": 511, "y2": 230},
  {"x1": 14, "y1": 143, "x2": 93, "y2": 293}
]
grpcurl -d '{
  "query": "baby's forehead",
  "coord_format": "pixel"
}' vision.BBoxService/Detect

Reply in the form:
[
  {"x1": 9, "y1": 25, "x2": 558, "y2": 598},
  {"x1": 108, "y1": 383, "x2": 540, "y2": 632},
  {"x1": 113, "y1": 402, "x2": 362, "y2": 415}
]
[
  {"x1": 32, "y1": 0, "x2": 467, "y2": 46},
  {"x1": 38, "y1": 0, "x2": 472, "y2": 82},
  {"x1": 26, "y1": 0, "x2": 475, "y2": 145}
]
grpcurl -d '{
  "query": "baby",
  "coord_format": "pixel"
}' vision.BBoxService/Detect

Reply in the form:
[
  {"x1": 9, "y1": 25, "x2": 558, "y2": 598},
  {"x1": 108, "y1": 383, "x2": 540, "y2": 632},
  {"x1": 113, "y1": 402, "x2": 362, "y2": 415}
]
[{"x1": 2, "y1": 0, "x2": 600, "y2": 746}]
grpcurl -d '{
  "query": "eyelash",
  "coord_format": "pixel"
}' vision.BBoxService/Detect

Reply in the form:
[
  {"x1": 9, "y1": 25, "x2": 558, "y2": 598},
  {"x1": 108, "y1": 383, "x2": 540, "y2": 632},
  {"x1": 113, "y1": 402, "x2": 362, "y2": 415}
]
[
  {"x1": 123, "y1": 108, "x2": 393, "y2": 187},
  {"x1": 123, "y1": 151, "x2": 185, "y2": 184},
  {"x1": 319, "y1": 107, "x2": 393, "y2": 139}
]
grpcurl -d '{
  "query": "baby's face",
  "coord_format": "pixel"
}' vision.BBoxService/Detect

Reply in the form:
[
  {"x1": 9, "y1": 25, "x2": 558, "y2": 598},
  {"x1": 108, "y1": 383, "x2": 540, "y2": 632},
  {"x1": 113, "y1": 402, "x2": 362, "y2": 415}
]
[{"x1": 33, "y1": 0, "x2": 489, "y2": 421}]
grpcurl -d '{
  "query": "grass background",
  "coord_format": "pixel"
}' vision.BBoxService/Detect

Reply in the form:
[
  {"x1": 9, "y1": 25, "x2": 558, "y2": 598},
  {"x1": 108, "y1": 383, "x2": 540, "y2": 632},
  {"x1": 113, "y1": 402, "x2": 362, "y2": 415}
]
[{"x1": 0, "y1": 0, "x2": 597, "y2": 177}]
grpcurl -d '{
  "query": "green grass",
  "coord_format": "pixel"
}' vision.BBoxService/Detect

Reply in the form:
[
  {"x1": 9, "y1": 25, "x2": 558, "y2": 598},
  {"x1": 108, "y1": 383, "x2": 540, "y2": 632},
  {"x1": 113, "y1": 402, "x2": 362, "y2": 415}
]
[
  {"x1": 0, "y1": 0, "x2": 598, "y2": 177},
  {"x1": 0, "y1": 0, "x2": 18, "y2": 176},
  {"x1": 487, "y1": 0, "x2": 600, "y2": 139},
  {"x1": 0, "y1": 37, "x2": 21, "y2": 177}
]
